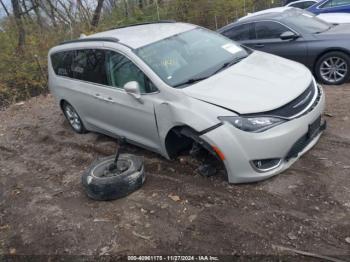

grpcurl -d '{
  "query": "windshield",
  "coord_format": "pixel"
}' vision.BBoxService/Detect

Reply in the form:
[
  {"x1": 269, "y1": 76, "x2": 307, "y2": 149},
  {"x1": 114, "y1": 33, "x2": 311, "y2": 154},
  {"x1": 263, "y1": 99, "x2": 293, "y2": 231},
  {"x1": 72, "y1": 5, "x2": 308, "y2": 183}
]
[
  {"x1": 282, "y1": 10, "x2": 331, "y2": 34},
  {"x1": 135, "y1": 28, "x2": 249, "y2": 88}
]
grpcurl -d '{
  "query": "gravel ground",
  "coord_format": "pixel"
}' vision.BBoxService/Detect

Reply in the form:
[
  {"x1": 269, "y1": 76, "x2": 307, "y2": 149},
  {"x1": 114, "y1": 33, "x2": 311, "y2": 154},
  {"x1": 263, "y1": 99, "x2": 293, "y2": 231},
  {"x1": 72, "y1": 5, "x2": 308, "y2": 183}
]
[{"x1": 0, "y1": 84, "x2": 349, "y2": 260}]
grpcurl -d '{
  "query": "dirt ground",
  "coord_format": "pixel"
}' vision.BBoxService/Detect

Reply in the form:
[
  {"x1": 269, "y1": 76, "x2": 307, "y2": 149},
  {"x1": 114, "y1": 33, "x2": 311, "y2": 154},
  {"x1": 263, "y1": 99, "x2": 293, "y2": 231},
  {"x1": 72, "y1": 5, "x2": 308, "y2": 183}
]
[{"x1": 0, "y1": 84, "x2": 349, "y2": 260}]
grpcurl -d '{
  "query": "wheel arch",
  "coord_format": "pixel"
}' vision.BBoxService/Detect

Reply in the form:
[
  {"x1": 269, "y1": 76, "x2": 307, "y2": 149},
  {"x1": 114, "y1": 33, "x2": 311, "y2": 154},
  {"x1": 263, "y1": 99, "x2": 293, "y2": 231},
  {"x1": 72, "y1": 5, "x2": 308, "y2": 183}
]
[
  {"x1": 313, "y1": 48, "x2": 350, "y2": 74},
  {"x1": 164, "y1": 124, "x2": 222, "y2": 161}
]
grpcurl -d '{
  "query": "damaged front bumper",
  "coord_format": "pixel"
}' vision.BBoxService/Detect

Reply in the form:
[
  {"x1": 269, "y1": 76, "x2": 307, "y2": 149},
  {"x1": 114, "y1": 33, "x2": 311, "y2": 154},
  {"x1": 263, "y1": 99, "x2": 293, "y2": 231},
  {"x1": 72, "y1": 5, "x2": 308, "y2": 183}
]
[{"x1": 200, "y1": 87, "x2": 326, "y2": 184}]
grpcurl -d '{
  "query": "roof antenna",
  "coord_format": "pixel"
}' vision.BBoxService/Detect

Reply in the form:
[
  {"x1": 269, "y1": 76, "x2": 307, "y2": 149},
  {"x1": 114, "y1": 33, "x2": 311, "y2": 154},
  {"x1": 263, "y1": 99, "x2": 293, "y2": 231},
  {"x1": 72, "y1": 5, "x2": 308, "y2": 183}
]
[{"x1": 80, "y1": 34, "x2": 87, "y2": 39}]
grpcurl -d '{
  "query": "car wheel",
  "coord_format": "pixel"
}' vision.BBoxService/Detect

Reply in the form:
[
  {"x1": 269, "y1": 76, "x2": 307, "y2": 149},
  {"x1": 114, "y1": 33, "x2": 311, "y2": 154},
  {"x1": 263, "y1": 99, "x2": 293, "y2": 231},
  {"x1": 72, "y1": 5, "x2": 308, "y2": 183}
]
[
  {"x1": 82, "y1": 154, "x2": 145, "y2": 201},
  {"x1": 315, "y1": 51, "x2": 350, "y2": 85},
  {"x1": 62, "y1": 102, "x2": 87, "y2": 134}
]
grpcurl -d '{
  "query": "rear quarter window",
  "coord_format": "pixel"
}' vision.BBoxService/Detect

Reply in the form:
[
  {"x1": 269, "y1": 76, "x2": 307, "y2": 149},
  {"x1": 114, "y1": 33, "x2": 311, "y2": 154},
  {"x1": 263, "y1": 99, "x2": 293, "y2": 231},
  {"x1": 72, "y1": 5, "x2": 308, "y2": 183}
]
[
  {"x1": 51, "y1": 51, "x2": 74, "y2": 78},
  {"x1": 50, "y1": 49, "x2": 108, "y2": 85}
]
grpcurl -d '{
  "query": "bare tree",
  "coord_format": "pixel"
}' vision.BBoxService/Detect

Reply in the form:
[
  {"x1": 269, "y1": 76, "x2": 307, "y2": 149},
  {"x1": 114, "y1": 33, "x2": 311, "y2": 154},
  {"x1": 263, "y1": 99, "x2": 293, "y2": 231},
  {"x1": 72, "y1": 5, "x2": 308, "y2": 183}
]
[
  {"x1": 0, "y1": 0, "x2": 10, "y2": 16},
  {"x1": 138, "y1": 0, "x2": 143, "y2": 9},
  {"x1": 91, "y1": 0, "x2": 105, "y2": 28},
  {"x1": 11, "y1": 0, "x2": 26, "y2": 52},
  {"x1": 31, "y1": 0, "x2": 43, "y2": 29}
]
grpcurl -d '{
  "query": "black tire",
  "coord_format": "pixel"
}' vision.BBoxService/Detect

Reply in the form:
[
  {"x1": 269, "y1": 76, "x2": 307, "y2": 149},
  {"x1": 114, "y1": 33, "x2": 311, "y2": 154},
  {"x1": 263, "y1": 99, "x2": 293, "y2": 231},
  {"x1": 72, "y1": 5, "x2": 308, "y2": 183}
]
[
  {"x1": 62, "y1": 101, "x2": 87, "y2": 134},
  {"x1": 315, "y1": 51, "x2": 350, "y2": 85},
  {"x1": 82, "y1": 154, "x2": 145, "y2": 201}
]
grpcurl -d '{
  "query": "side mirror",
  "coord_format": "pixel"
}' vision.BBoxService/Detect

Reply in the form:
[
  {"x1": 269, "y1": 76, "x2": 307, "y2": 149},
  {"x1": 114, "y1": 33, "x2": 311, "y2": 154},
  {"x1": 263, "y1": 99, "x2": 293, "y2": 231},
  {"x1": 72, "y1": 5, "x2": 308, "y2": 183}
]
[
  {"x1": 124, "y1": 81, "x2": 142, "y2": 102},
  {"x1": 280, "y1": 31, "x2": 299, "y2": 41}
]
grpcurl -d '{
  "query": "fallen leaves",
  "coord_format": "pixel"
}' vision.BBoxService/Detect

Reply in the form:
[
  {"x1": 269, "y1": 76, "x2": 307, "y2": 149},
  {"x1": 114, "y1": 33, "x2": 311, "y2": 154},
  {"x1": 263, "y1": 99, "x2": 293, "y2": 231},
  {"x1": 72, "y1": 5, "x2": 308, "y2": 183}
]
[{"x1": 168, "y1": 194, "x2": 180, "y2": 202}]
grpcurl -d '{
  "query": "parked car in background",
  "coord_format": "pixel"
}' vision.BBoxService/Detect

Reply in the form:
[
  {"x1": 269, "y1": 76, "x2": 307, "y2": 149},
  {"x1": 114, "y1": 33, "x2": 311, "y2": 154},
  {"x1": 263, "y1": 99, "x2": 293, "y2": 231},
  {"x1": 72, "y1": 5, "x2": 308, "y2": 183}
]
[
  {"x1": 317, "y1": 12, "x2": 350, "y2": 22},
  {"x1": 49, "y1": 21, "x2": 326, "y2": 183},
  {"x1": 307, "y1": 0, "x2": 350, "y2": 14},
  {"x1": 244, "y1": 6, "x2": 350, "y2": 24},
  {"x1": 286, "y1": 0, "x2": 318, "y2": 9},
  {"x1": 218, "y1": 8, "x2": 350, "y2": 85}
]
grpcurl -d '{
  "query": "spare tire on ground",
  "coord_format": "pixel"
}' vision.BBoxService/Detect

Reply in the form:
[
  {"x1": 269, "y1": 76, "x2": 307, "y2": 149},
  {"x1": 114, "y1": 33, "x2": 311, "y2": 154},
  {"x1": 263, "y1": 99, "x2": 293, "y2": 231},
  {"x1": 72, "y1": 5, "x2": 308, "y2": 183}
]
[{"x1": 82, "y1": 154, "x2": 145, "y2": 201}]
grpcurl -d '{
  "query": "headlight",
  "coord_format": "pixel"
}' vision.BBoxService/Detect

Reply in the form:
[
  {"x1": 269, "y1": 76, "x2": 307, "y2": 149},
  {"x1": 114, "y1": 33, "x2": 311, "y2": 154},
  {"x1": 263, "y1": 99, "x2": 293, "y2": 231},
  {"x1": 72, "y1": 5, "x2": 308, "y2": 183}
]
[{"x1": 218, "y1": 116, "x2": 286, "y2": 132}]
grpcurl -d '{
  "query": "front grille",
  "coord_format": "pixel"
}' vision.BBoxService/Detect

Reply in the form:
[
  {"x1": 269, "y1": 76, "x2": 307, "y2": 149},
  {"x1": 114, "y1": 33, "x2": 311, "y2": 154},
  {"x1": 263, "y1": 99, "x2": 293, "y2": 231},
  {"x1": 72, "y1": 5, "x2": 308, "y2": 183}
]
[{"x1": 250, "y1": 81, "x2": 317, "y2": 119}]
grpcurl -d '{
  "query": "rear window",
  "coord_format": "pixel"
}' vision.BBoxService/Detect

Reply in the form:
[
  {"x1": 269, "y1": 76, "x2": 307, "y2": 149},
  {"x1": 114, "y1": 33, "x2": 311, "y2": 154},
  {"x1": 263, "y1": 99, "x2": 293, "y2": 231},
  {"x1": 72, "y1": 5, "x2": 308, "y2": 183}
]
[
  {"x1": 51, "y1": 49, "x2": 108, "y2": 85},
  {"x1": 51, "y1": 51, "x2": 73, "y2": 78}
]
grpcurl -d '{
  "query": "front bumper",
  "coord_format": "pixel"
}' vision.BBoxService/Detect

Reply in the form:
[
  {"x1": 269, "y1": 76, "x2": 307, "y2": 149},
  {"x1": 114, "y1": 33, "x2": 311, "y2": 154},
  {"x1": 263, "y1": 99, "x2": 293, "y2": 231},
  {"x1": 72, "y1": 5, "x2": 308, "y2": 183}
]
[{"x1": 200, "y1": 86, "x2": 326, "y2": 184}]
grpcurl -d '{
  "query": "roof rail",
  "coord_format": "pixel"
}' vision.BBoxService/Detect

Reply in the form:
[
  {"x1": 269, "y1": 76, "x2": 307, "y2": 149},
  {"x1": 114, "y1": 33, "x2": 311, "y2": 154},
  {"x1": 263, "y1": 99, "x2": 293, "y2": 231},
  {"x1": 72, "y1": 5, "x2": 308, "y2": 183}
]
[
  {"x1": 59, "y1": 37, "x2": 120, "y2": 45},
  {"x1": 108, "y1": 20, "x2": 176, "y2": 30}
]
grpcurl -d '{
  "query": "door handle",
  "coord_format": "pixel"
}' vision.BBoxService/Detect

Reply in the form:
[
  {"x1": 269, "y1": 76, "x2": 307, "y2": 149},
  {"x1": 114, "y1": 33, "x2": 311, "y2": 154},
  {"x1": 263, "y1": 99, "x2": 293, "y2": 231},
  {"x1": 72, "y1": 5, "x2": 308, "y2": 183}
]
[
  {"x1": 255, "y1": 43, "x2": 265, "y2": 48},
  {"x1": 93, "y1": 93, "x2": 113, "y2": 103}
]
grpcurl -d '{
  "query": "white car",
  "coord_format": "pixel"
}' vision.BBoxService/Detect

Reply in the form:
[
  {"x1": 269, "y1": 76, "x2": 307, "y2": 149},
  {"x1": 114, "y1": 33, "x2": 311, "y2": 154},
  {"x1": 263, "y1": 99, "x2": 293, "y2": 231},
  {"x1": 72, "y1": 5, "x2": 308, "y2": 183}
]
[
  {"x1": 286, "y1": 0, "x2": 319, "y2": 9},
  {"x1": 48, "y1": 21, "x2": 326, "y2": 183}
]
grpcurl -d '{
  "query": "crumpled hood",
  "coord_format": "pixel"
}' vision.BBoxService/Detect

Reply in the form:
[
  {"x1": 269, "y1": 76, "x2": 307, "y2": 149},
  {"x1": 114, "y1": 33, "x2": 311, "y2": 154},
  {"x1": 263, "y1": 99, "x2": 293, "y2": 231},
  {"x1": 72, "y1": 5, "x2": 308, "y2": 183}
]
[{"x1": 183, "y1": 51, "x2": 313, "y2": 114}]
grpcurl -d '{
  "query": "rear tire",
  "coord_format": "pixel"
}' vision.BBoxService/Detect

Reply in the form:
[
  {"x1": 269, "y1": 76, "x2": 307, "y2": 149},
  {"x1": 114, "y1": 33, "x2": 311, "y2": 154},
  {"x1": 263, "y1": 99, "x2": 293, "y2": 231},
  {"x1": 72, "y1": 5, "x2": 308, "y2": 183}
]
[
  {"x1": 62, "y1": 101, "x2": 87, "y2": 134},
  {"x1": 315, "y1": 51, "x2": 350, "y2": 85}
]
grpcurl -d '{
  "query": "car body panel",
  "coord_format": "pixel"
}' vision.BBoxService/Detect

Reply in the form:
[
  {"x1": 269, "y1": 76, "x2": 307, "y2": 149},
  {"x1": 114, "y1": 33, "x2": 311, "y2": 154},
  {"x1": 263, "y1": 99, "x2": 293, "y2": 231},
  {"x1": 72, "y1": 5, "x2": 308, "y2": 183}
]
[
  {"x1": 317, "y1": 12, "x2": 350, "y2": 23},
  {"x1": 307, "y1": 0, "x2": 350, "y2": 14},
  {"x1": 183, "y1": 51, "x2": 313, "y2": 114},
  {"x1": 86, "y1": 22, "x2": 196, "y2": 49}
]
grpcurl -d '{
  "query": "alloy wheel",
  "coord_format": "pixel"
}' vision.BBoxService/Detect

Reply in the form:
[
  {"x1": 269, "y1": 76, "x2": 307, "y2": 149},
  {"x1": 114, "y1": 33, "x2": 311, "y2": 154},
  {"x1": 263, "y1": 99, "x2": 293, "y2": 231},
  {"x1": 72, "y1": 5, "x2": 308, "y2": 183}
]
[
  {"x1": 320, "y1": 57, "x2": 348, "y2": 84},
  {"x1": 64, "y1": 104, "x2": 82, "y2": 131}
]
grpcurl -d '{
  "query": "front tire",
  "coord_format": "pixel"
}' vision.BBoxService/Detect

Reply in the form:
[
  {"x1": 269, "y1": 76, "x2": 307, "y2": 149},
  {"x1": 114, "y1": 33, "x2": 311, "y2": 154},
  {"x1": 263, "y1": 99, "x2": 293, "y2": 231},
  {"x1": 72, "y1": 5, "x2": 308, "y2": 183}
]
[
  {"x1": 82, "y1": 154, "x2": 145, "y2": 201},
  {"x1": 315, "y1": 51, "x2": 350, "y2": 85},
  {"x1": 62, "y1": 102, "x2": 87, "y2": 134}
]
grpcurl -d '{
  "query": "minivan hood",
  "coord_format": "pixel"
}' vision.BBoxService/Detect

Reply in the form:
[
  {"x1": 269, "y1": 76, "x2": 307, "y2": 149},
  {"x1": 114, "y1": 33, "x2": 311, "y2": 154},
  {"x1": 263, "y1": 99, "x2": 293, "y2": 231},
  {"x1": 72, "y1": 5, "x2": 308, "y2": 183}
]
[{"x1": 183, "y1": 51, "x2": 313, "y2": 114}]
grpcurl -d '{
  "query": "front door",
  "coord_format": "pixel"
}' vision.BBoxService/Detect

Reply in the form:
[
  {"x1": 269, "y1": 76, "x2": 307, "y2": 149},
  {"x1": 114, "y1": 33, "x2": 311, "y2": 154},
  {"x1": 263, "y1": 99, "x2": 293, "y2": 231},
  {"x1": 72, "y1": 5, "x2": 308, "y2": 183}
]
[
  {"x1": 69, "y1": 48, "x2": 161, "y2": 152},
  {"x1": 243, "y1": 21, "x2": 308, "y2": 65}
]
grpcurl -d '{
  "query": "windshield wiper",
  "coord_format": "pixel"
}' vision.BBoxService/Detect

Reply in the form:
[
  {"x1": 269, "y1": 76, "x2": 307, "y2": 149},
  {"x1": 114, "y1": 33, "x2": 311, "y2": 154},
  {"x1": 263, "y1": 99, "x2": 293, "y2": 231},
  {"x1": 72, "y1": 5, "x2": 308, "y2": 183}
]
[
  {"x1": 173, "y1": 56, "x2": 248, "y2": 88},
  {"x1": 173, "y1": 76, "x2": 210, "y2": 88},
  {"x1": 212, "y1": 56, "x2": 247, "y2": 76}
]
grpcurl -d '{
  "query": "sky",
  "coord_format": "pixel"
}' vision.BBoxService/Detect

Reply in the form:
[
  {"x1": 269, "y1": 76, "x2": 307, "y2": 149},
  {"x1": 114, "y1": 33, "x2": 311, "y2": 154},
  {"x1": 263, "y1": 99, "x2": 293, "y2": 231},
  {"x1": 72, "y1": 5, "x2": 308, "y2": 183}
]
[{"x1": 0, "y1": 0, "x2": 11, "y2": 18}]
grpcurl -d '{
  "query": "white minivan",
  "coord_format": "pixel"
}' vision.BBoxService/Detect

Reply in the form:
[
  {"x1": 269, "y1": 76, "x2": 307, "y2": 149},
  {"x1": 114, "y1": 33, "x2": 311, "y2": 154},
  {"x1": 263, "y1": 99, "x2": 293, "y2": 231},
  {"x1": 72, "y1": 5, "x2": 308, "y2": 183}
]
[{"x1": 48, "y1": 21, "x2": 326, "y2": 183}]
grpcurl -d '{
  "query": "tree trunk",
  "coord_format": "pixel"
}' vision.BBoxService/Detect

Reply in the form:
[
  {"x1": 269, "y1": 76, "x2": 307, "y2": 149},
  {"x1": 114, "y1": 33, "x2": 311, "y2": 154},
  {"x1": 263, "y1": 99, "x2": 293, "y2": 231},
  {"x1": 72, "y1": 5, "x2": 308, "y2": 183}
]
[
  {"x1": 11, "y1": 0, "x2": 25, "y2": 53},
  {"x1": 91, "y1": 0, "x2": 105, "y2": 28},
  {"x1": 31, "y1": 0, "x2": 43, "y2": 29},
  {"x1": 138, "y1": 0, "x2": 143, "y2": 9},
  {"x1": 123, "y1": 0, "x2": 129, "y2": 18}
]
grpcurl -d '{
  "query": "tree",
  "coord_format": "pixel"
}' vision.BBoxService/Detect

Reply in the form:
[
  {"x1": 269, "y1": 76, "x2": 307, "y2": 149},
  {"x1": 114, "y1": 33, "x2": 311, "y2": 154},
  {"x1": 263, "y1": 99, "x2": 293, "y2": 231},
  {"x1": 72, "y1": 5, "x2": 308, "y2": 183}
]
[
  {"x1": 91, "y1": 0, "x2": 105, "y2": 28},
  {"x1": 11, "y1": 0, "x2": 26, "y2": 52},
  {"x1": 0, "y1": 0, "x2": 10, "y2": 16}
]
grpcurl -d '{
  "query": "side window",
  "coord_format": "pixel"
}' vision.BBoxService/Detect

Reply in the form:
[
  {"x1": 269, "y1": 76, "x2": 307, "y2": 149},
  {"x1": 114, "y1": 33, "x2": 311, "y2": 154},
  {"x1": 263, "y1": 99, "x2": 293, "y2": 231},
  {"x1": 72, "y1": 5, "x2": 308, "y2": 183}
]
[
  {"x1": 321, "y1": 0, "x2": 350, "y2": 7},
  {"x1": 254, "y1": 21, "x2": 289, "y2": 39},
  {"x1": 223, "y1": 24, "x2": 252, "y2": 41},
  {"x1": 71, "y1": 49, "x2": 108, "y2": 85},
  {"x1": 303, "y1": 1, "x2": 317, "y2": 8},
  {"x1": 51, "y1": 51, "x2": 74, "y2": 78},
  {"x1": 105, "y1": 51, "x2": 157, "y2": 93},
  {"x1": 290, "y1": 2, "x2": 307, "y2": 8}
]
